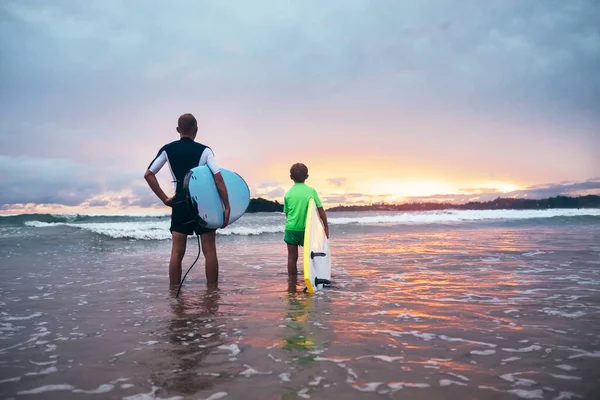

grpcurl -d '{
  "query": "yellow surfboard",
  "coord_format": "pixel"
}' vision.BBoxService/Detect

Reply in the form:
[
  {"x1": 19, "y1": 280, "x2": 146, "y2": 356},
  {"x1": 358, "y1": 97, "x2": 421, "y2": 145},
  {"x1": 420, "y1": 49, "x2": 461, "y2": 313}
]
[{"x1": 303, "y1": 198, "x2": 331, "y2": 293}]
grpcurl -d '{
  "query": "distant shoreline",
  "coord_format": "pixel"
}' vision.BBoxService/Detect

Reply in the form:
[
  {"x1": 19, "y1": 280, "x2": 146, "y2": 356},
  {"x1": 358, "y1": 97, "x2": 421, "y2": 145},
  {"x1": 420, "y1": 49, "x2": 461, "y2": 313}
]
[{"x1": 247, "y1": 195, "x2": 600, "y2": 213}]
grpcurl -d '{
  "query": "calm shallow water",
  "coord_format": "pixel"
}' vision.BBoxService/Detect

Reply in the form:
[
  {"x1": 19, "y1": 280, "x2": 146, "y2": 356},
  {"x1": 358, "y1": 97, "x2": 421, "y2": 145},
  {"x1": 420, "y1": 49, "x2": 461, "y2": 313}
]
[{"x1": 1, "y1": 215, "x2": 600, "y2": 399}]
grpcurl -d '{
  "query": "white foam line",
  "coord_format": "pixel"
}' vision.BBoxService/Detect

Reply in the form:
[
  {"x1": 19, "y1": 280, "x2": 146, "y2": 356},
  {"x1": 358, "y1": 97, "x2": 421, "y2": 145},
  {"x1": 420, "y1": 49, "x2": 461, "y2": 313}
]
[
  {"x1": 446, "y1": 372, "x2": 469, "y2": 381},
  {"x1": 203, "y1": 393, "x2": 228, "y2": 400},
  {"x1": 0, "y1": 377, "x2": 21, "y2": 384},
  {"x1": 2, "y1": 312, "x2": 42, "y2": 321},
  {"x1": 17, "y1": 384, "x2": 75, "y2": 395},
  {"x1": 508, "y1": 389, "x2": 544, "y2": 399},
  {"x1": 518, "y1": 288, "x2": 553, "y2": 295},
  {"x1": 388, "y1": 382, "x2": 430, "y2": 390},
  {"x1": 352, "y1": 382, "x2": 382, "y2": 392},
  {"x1": 479, "y1": 386, "x2": 544, "y2": 399},
  {"x1": 502, "y1": 345, "x2": 542, "y2": 353},
  {"x1": 553, "y1": 391, "x2": 583, "y2": 399},
  {"x1": 370, "y1": 330, "x2": 435, "y2": 341},
  {"x1": 440, "y1": 379, "x2": 467, "y2": 387},
  {"x1": 541, "y1": 309, "x2": 586, "y2": 318},
  {"x1": 438, "y1": 335, "x2": 496, "y2": 348},
  {"x1": 568, "y1": 350, "x2": 600, "y2": 359},
  {"x1": 346, "y1": 368, "x2": 358, "y2": 381},
  {"x1": 355, "y1": 355, "x2": 403, "y2": 362},
  {"x1": 470, "y1": 350, "x2": 496, "y2": 356},
  {"x1": 309, "y1": 377, "x2": 325, "y2": 386},
  {"x1": 122, "y1": 385, "x2": 183, "y2": 400},
  {"x1": 314, "y1": 356, "x2": 353, "y2": 363},
  {"x1": 29, "y1": 360, "x2": 57, "y2": 366},
  {"x1": 239, "y1": 364, "x2": 272, "y2": 377},
  {"x1": 218, "y1": 344, "x2": 240, "y2": 357},
  {"x1": 279, "y1": 373, "x2": 291, "y2": 382},
  {"x1": 556, "y1": 364, "x2": 576, "y2": 371},
  {"x1": 500, "y1": 373, "x2": 537, "y2": 386},
  {"x1": 551, "y1": 374, "x2": 582, "y2": 380},
  {"x1": 523, "y1": 251, "x2": 547, "y2": 256},
  {"x1": 73, "y1": 384, "x2": 115, "y2": 394},
  {"x1": 25, "y1": 366, "x2": 57, "y2": 376}
]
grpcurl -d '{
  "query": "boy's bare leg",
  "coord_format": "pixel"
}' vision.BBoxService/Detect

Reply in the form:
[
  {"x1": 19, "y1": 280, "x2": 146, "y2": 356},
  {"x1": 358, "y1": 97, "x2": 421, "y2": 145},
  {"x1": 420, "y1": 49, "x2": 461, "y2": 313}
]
[
  {"x1": 169, "y1": 232, "x2": 188, "y2": 286},
  {"x1": 287, "y1": 274, "x2": 299, "y2": 293},
  {"x1": 201, "y1": 230, "x2": 219, "y2": 284},
  {"x1": 287, "y1": 243, "x2": 298, "y2": 275}
]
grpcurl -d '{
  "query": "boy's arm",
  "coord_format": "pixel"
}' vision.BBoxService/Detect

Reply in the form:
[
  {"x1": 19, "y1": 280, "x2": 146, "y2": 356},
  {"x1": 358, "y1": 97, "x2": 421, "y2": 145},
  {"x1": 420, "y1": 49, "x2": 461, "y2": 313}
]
[
  {"x1": 313, "y1": 189, "x2": 328, "y2": 238},
  {"x1": 317, "y1": 207, "x2": 329, "y2": 238}
]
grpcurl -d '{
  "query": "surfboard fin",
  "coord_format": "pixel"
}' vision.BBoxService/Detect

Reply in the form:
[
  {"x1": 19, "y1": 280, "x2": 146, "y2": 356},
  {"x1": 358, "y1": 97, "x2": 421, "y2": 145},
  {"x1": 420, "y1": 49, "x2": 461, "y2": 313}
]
[
  {"x1": 315, "y1": 278, "x2": 331, "y2": 286},
  {"x1": 311, "y1": 251, "x2": 327, "y2": 259}
]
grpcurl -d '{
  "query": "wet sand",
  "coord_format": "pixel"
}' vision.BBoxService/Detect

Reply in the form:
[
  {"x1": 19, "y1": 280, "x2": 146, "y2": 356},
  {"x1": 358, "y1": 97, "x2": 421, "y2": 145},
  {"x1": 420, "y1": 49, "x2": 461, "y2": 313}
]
[{"x1": 1, "y1": 222, "x2": 599, "y2": 399}]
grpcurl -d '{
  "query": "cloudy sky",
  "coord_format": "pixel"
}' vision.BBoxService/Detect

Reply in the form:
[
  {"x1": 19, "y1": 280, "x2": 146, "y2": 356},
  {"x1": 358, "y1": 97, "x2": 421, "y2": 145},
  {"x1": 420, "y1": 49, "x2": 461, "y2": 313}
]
[{"x1": 1, "y1": 0, "x2": 599, "y2": 213}]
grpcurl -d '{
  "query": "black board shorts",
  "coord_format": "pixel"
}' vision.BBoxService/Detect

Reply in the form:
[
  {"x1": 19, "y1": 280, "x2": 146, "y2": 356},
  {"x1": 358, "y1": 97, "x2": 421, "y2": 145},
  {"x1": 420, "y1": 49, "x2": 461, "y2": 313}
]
[{"x1": 170, "y1": 200, "x2": 215, "y2": 236}]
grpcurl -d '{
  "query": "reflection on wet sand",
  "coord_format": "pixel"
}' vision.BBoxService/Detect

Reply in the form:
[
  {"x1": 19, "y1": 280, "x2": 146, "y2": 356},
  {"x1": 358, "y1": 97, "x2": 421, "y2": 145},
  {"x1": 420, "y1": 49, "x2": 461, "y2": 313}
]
[
  {"x1": 281, "y1": 276, "x2": 315, "y2": 355},
  {"x1": 152, "y1": 285, "x2": 227, "y2": 395}
]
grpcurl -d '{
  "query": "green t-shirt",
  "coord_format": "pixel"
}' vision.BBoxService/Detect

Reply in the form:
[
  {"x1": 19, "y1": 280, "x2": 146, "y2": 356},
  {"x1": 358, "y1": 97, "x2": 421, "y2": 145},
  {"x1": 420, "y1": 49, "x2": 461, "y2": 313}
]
[{"x1": 283, "y1": 183, "x2": 322, "y2": 231}]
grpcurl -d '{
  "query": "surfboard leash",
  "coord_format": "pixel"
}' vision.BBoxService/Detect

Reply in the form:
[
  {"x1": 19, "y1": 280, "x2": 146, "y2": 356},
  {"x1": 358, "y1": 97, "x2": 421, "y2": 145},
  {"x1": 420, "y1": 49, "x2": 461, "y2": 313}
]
[{"x1": 175, "y1": 234, "x2": 201, "y2": 298}]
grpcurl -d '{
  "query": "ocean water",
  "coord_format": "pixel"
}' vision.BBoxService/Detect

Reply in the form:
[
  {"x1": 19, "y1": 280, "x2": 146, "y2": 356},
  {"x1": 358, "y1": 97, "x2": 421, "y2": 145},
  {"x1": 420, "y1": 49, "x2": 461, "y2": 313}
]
[{"x1": 1, "y1": 209, "x2": 600, "y2": 399}]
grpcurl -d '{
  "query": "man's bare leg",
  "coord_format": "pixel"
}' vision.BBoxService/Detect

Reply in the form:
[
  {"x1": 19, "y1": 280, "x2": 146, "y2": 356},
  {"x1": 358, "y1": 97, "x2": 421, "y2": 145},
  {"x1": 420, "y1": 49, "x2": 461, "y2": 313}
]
[
  {"x1": 287, "y1": 243, "x2": 298, "y2": 275},
  {"x1": 201, "y1": 230, "x2": 218, "y2": 284},
  {"x1": 169, "y1": 232, "x2": 188, "y2": 286}
]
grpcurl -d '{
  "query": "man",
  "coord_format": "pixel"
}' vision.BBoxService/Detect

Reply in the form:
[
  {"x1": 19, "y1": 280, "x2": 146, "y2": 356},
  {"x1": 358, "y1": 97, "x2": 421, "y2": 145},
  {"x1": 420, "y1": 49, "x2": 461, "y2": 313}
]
[{"x1": 144, "y1": 113, "x2": 231, "y2": 286}]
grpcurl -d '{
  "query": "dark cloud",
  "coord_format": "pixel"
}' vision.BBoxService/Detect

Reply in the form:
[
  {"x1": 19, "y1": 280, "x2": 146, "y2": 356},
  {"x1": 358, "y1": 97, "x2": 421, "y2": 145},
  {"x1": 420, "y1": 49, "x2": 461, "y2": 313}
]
[
  {"x1": 0, "y1": 155, "x2": 157, "y2": 207},
  {"x1": 127, "y1": 184, "x2": 164, "y2": 208},
  {"x1": 327, "y1": 177, "x2": 346, "y2": 186},
  {"x1": 323, "y1": 179, "x2": 600, "y2": 206},
  {"x1": 2, "y1": 1, "x2": 599, "y2": 117},
  {"x1": 87, "y1": 199, "x2": 110, "y2": 207},
  {"x1": 508, "y1": 179, "x2": 600, "y2": 200},
  {"x1": 322, "y1": 192, "x2": 384, "y2": 204},
  {"x1": 408, "y1": 179, "x2": 600, "y2": 204},
  {"x1": 258, "y1": 181, "x2": 281, "y2": 189},
  {"x1": 266, "y1": 187, "x2": 285, "y2": 198},
  {"x1": 322, "y1": 195, "x2": 348, "y2": 204}
]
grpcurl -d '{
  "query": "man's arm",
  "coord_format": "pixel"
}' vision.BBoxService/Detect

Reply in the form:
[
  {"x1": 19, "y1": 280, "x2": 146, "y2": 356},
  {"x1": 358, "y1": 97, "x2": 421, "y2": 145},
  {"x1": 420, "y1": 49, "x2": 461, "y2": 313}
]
[
  {"x1": 144, "y1": 169, "x2": 173, "y2": 206},
  {"x1": 203, "y1": 148, "x2": 230, "y2": 227},
  {"x1": 317, "y1": 207, "x2": 329, "y2": 238},
  {"x1": 213, "y1": 172, "x2": 231, "y2": 227}
]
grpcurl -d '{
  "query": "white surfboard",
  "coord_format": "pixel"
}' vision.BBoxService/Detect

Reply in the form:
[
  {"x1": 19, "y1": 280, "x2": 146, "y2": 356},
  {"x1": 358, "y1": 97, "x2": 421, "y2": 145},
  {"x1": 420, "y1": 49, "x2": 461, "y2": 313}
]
[
  {"x1": 303, "y1": 198, "x2": 331, "y2": 293},
  {"x1": 183, "y1": 166, "x2": 250, "y2": 229}
]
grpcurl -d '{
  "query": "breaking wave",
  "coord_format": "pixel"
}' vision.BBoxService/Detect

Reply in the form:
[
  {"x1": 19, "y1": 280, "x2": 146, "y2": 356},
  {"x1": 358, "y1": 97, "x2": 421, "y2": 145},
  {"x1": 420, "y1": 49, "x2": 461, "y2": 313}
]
[{"x1": 3, "y1": 208, "x2": 599, "y2": 240}]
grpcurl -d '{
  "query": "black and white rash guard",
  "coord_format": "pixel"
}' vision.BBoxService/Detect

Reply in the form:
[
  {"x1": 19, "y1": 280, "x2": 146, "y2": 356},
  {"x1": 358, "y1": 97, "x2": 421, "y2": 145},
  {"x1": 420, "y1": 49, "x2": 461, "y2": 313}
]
[{"x1": 147, "y1": 137, "x2": 220, "y2": 197}]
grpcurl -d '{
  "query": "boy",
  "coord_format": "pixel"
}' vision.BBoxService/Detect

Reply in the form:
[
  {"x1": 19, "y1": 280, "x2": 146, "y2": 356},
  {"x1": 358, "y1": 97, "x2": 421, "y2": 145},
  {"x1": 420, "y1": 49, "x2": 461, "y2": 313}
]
[{"x1": 283, "y1": 163, "x2": 329, "y2": 275}]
